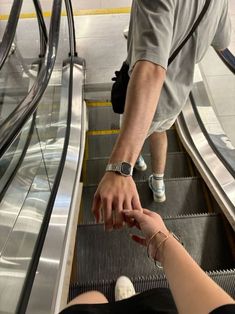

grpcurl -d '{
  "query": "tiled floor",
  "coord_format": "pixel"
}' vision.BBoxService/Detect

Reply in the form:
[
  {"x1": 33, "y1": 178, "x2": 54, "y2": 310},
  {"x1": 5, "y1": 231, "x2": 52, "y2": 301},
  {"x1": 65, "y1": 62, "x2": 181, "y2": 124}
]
[
  {"x1": 199, "y1": 47, "x2": 235, "y2": 146},
  {"x1": 229, "y1": 0, "x2": 235, "y2": 54}
]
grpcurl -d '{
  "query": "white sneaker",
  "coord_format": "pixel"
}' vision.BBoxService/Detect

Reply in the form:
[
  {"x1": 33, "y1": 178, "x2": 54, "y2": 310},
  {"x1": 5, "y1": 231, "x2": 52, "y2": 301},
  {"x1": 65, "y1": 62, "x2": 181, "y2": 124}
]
[
  {"x1": 123, "y1": 27, "x2": 129, "y2": 39},
  {"x1": 115, "y1": 276, "x2": 136, "y2": 301},
  {"x1": 148, "y1": 175, "x2": 166, "y2": 203},
  {"x1": 135, "y1": 155, "x2": 147, "y2": 171}
]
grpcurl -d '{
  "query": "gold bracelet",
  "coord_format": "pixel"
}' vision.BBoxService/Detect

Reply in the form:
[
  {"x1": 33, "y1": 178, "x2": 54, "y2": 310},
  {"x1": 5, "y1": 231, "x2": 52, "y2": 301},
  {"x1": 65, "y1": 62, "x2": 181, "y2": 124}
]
[
  {"x1": 146, "y1": 230, "x2": 161, "y2": 258},
  {"x1": 147, "y1": 231, "x2": 181, "y2": 269},
  {"x1": 147, "y1": 230, "x2": 170, "y2": 259}
]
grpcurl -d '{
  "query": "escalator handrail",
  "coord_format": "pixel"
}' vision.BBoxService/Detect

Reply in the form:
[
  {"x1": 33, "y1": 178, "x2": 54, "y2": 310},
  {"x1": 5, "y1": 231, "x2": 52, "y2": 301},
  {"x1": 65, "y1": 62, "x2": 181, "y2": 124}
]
[
  {"x1": 0, "y1": 0, "x2": 23, "y2": 70},
  {"x1": 216, "y1": 48, "x2": 235, "y2": 74},
  {"x1": 65, "y1": 0, "x2": 77, "y2": 57},
  {"x1": 0, "y1": 0, "x2": 62, "y2": 159},
  {"x1": 189, "y1": 89, "x2": 235, "y2": 179},
  {"x1": 25, "y1": 1, "x2": 85, "y2": 311},
  {"x1": 33, "y1": 0, "x2": 48, "y2": 58}
]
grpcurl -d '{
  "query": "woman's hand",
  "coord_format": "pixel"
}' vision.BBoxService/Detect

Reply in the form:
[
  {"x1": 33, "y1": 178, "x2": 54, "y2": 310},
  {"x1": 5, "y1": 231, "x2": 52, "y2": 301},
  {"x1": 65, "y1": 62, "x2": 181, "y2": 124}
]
[{"x1": 123, "y1": 208, "x2": 169, "y2": 258}]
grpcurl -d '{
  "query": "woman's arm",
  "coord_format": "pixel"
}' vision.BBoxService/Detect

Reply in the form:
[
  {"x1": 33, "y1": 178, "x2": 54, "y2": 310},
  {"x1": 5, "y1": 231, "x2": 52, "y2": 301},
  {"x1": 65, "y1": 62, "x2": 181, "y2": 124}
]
[{"x1": 124, "y1": 209, "x2": 235, "y2": 314}]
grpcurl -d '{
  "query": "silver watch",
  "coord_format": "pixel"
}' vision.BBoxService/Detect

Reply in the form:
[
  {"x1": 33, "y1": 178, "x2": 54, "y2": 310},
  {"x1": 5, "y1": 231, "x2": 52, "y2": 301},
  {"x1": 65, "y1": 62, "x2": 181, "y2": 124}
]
[{"x1": 106, "y1": 162, "x2": 133, "y2": 176}]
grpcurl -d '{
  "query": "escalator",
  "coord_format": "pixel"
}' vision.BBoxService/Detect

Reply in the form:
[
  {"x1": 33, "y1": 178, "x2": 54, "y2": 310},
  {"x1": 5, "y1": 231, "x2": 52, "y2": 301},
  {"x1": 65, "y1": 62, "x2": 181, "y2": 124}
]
[
  {"x1": 0, "y1": 3, "x2": 234, "y2": 314},
  {"x1": 69, "y1": 96, "x2": 235, "y2": 301},
  {"x1": 67, "y1": 10, "x2": 235, "y2": 305}
]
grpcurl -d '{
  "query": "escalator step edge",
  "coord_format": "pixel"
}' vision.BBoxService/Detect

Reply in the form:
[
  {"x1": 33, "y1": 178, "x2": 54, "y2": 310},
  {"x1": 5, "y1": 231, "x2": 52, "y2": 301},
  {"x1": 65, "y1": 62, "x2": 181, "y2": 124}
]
[
  {"x1": 69, "y1": 270, "x2": 235, "y2": 302},
  {"x1": 75, "y1": 214, "x2": 234, "y2": 287}
]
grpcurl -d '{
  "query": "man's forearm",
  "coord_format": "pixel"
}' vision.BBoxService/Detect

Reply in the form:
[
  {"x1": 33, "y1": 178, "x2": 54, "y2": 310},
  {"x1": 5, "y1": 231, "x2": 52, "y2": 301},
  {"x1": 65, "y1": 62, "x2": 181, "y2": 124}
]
[{"x1": 109, "y1": 60, "x2": 166, "y2": 165}]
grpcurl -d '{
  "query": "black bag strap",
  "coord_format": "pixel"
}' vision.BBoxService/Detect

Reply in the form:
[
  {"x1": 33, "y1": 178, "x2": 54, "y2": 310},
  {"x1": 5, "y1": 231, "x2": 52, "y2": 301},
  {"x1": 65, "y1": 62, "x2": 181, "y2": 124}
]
[{"x1": 168, "y1": 0, "x2": 211, "y2": 65}]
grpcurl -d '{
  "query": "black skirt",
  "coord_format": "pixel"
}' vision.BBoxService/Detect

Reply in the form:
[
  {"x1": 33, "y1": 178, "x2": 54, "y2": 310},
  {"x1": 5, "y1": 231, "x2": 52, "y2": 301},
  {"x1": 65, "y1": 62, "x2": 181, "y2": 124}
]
[{"x1": 59, "y1": 288, "x2": 177, "y2": 314}]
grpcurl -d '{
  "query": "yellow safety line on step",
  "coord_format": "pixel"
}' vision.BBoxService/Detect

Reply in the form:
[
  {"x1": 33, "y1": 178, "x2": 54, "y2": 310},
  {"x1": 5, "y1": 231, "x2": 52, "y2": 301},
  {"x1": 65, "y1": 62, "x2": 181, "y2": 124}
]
[
  {"x1": 83, "y1": 129, "x2": 119, "y2": 181},
  {"x1": 0, "y1": 7, "x2": 131, "y2": 20},
  {"x1": 86, "y1": 101, "x2": 112, "y2": 107},
  {"x1": 87, "y1": 129, "x2": 120, "y2": 136},
  {"x1": 74, "y1": 7, "x2": 131, "y2": 16}
]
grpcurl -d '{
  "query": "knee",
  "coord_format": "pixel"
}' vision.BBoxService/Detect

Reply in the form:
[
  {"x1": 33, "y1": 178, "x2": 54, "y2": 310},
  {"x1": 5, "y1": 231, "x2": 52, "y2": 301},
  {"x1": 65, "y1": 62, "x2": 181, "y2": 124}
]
[
  {"x1": 68, "y1": 290, "x2": 108, "y2": 306},
  {"x1": 151, "y1": 131, "x2": 167, "y2": 140}
]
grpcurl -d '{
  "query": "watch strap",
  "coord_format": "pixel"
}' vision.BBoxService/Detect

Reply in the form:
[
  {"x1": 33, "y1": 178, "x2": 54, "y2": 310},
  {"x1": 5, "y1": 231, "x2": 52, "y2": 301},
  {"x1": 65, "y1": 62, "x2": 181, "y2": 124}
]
[{"x1": 106, "y1": 162, "x2": 133, "y2": 176}]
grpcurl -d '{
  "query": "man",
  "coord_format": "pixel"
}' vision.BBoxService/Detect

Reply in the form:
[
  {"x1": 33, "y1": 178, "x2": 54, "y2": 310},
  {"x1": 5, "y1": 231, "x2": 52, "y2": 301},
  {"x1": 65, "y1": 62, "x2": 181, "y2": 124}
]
[{"x1": 92, "y1": 0, "x2": 231, "y2": 230}]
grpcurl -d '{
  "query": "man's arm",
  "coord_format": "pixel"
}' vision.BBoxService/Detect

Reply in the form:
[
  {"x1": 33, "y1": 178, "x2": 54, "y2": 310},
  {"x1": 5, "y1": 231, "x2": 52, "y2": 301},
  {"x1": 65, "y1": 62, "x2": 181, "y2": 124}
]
[{"x1": 92, "y1": 60, "x2": 166, "y2": 230}]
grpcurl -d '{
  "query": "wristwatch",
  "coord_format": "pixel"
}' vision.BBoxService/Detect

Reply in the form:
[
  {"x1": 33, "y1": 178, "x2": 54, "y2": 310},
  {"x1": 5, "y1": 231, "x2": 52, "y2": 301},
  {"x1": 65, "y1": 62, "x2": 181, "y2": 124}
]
[{"x1": 106, "y1": 162, "x2": 133, "y2": 177}]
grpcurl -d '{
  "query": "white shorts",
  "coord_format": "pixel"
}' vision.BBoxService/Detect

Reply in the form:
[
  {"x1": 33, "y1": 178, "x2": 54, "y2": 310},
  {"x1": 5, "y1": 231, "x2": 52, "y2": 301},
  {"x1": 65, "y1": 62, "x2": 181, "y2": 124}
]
[
  {"x1": 120, "y1": 115, "x2": 177, "y2": 137},
  {"x1": 147, "y1": 116, "x2": 177, "y2": 136}
]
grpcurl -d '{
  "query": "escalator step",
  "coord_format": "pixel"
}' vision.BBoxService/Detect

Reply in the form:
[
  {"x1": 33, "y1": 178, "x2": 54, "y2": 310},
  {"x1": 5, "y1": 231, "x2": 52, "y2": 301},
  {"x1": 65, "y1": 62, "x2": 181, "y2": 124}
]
[
  {"x1": 83, "y1": 152, "x2": 192, "y2": 186},
  {"x1": 87, "y1": 104, "x2": 120, "y2": 130},
  {"x1": 86, "y1": 129, "x2": 181, "y2": 159},
  {"x1": 69, "y1": 270, "x2": 235, "y2": 301},
  {"x1": 80, "y1": 177, "x2": 208, "y2": 223},
  {"x1": 74, "y1": 214, "x2": 234, "y2": 286}
]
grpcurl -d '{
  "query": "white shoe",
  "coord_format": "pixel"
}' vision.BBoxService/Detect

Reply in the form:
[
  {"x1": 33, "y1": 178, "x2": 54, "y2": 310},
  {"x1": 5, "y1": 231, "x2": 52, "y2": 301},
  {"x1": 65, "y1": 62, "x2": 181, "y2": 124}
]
[
  {"x1": 148, "y1": 175, "x2": 166, "y2": 203},
  {"x1": 123, "y1": 27, "x2": 129, "y2": 39},
  {"x1": 135, "y1": 155, "x2": 147, "y2": 171},
  {"x1": 115, "y1": 276, "x2": 136, "y2": 301}
]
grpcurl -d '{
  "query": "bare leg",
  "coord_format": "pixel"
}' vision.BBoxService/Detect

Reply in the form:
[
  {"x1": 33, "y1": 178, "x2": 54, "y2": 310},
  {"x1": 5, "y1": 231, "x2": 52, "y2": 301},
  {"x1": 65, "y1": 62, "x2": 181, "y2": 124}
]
[
  {"x1": 149, "y1": 131, "x2": 168, "y2": 174},
  {"x1": 66, "y1": 291, "x2": 108, "y2": 307}
]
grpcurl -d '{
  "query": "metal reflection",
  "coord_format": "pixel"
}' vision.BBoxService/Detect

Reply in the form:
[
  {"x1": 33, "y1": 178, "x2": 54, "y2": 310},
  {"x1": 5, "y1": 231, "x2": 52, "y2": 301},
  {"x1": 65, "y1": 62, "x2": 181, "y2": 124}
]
[{"x1": 26, "y1": 60, "x2": 85, "y2": 313}]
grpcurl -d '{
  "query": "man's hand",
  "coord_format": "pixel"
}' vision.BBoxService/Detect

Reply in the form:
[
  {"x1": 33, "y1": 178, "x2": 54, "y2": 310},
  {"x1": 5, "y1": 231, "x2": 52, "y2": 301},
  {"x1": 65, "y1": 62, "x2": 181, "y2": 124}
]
[{"x1": 91, "y1": 172, "x2": 142, "y2": 230}]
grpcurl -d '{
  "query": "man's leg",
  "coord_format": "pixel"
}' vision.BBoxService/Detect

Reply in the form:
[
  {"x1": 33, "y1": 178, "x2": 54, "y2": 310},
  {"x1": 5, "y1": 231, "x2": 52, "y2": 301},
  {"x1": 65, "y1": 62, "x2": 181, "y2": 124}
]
[
  {"x1": 150, "y1": 131, "x2": 167, "y2": 174},
  {"x1": 148, "y1": 131, "x2": 168, "y2": 202}
]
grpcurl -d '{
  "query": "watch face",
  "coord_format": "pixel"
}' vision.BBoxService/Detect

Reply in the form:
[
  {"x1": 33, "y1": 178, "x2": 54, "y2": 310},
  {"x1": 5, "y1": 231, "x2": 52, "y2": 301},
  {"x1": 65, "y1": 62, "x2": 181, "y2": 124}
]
[{"x1": 121, "y1": 162, "x2": 132, "y2": 175}]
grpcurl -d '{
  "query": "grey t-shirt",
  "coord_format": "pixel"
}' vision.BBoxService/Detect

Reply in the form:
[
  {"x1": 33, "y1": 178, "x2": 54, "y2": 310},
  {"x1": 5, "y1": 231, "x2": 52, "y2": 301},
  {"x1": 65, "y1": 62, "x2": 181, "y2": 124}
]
[{"x1": 127, "y1": 0, "x2": 231, "y2": 122}]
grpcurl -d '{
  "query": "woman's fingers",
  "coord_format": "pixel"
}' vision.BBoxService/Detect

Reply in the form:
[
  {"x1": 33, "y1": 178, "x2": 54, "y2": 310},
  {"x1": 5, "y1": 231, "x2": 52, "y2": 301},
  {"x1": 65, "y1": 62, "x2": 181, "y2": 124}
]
[{"x1": 131, "y1": 234, "x2": 147, "y2": 246}]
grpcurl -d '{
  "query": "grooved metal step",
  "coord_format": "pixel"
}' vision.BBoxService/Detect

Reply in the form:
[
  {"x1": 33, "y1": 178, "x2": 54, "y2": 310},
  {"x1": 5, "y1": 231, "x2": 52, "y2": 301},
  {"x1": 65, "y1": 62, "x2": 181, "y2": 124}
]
[
  {"x1": 86, "y1": 129, "x2": 181, "y2": 159},
  {"x1": 69, "y1": 270, "x2": 235, "y2": 301},
  {"x1": 80, "y1": 177, "x2": 208, "y2": 223},
  {"x1": 87, "y1": 105, "x2": 120, "y2": 130},
  {"x1": 75, "y1": 214, "x2": 234, "y2": 286},
  {"x1": 83, "y1": 152, "x2": 193, "y2": 186}
]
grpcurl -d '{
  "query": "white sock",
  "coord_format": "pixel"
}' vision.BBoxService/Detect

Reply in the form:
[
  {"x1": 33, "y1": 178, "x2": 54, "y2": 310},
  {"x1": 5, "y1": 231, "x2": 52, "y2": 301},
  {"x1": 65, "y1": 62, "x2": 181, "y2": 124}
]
[{"x1": 152, "y1": 173, "x2": 164, "y2": 189}]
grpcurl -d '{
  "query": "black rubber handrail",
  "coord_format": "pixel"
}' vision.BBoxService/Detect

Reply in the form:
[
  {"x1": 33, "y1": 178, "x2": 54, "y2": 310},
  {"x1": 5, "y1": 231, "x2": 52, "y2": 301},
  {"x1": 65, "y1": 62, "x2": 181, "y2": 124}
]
[
  {"x1": 190, "y1": 92, "x2": 235, "y2": 179},
  {"x1": 0, "y1": 0, "x2": 23, "y2": 70},
  {"x1": 216, "y1": 48, "x2": 235, "y2": 74},
  {"x1": 33, "y1": 0, "x2": 48, "y2": 58},
  {"x1": 65, "y1": 0, "x2": 77, "y2": 57},
  {"x1": 0, "y1": 0, "x2": 62, "y2": 160}
]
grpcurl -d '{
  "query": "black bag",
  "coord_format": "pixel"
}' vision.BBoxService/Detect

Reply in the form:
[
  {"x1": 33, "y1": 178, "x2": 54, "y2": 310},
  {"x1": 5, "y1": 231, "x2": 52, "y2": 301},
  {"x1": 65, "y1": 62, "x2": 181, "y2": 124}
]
[
  {"x1": 111, "y1": 61, "x2": 130, "y2": 114},
  {"x1": 111, "y1": 0, "x2": 211, "y2": 114}
]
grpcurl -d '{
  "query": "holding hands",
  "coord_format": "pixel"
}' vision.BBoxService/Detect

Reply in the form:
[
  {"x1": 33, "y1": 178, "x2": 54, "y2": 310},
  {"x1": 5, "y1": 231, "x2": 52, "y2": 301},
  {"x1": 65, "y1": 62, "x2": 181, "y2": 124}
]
[{"x1": 91, "y1": 172, "x2": 142, "y2": 231}]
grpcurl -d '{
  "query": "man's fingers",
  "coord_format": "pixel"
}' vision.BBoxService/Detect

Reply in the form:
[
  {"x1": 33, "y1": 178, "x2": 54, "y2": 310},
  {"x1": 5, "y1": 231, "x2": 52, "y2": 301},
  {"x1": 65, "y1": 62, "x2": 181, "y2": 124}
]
[
  {"x1": 131, "y1": 234, "x2": 147, "y2": 246},
  {"x1": 132, "y1": 195, "x2": 142, "y2": 211},
  {"x1": 123, "y1": 199, "x2": 135, "y2": 225},
  {"x1": 92, "y1": 193, "x2": 101, "y2": 223},
  {"x1": 113, "y1": 198, "x2": 124, "y2": 229},
  {"x1": 102, "y1": 197, "x2": 113, "y2": 231},
  {"x1": 123, "y1": 199, "x2": 133, "y2": 210}
]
